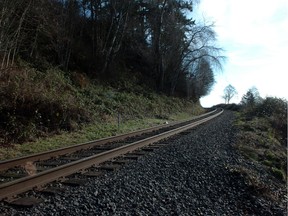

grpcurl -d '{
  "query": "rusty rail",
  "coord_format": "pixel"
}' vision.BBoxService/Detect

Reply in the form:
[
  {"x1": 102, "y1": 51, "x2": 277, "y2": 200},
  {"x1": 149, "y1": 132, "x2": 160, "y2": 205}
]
[
  {"x1": 0, "y1": 109, "x2": 217, "y2": 171},
  {"x1": 0, "y1": 109, "x2": 222, "y2": 201}
]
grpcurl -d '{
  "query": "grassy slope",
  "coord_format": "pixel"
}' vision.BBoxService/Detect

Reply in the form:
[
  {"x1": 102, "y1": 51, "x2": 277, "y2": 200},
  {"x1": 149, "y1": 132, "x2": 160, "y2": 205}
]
[
  {"x1": 0, "y1": 113, "x2": 200, "y2": 160},
  {"x1": 233, "y1": 108, "x2": 287, "y2": 207},
  {"x1": 235, "y1": 113, "x2": 287, "y2": 181},
  {"x1": 0, "y1": 65, "x2": 204, "y2": 160}
]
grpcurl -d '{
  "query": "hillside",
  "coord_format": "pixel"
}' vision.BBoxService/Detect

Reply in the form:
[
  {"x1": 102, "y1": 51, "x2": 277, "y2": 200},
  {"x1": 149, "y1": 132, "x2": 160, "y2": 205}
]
[
  {"x1": 0, "y1": 63, "x2": 205, "y2": 160},
  {"x1": 0, "y1": 1, "x2": 225, "y2": 159},
  {"x1": 0, "y1": 1, "x2": 224, "y2": 99}
]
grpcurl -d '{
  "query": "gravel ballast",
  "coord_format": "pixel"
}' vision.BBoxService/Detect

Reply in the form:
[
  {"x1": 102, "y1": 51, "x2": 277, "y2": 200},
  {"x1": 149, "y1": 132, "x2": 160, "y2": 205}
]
[{"x1": 0, "y1": 111, "x2": 286, "y2": 215}]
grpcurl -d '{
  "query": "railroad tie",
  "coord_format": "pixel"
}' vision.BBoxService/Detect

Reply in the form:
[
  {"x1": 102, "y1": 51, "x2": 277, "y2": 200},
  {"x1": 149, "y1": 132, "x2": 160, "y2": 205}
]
[{"x1": 8, "y1": 197, "x2": 43, "y2": 208}]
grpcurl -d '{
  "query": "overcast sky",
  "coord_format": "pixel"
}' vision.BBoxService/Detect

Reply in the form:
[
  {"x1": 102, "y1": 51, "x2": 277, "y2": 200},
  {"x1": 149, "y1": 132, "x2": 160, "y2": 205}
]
[{"x1": 195, "y1": 0, "x2": 288, "y2": 107}]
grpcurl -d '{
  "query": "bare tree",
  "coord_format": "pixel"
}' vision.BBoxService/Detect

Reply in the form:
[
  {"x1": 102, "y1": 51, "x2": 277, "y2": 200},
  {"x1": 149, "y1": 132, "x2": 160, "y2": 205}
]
[
  {"x1": 169, "y1": 22, "x2": 225, "y2": 97},
  {"x1": 189, "y1": 59, "x2": 215, "y2": 101},
  {"x1": 147, "y1": 0, "x2": 168, "y2": 91},
  {"x1": 223, "y1": 84, "x2": 237, "y2": 104},
  {"x1": 100, "y1": 1, "x2": 131, "y2": 74},
  {"x1": 0, "y1": 0, "x2": 225, "y2": 99},
  {"x1": 0, "y1": 0, "x2": 32, "y2": 69}
]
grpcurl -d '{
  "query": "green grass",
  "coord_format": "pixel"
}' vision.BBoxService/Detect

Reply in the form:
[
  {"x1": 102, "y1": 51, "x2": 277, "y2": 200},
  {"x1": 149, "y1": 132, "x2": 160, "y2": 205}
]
[
  {"x1": 0, "y1": 110, "x2": 201, "y2": 160},
  {"x1": 235, "y1": 113, "x2": 287, "y2": 183},
  {"x1": 0, "y1": 64, "x2": 205, "y2": 160},
  {"x1": 271, "y1": 167, "x2": 286, "y2": 182}
]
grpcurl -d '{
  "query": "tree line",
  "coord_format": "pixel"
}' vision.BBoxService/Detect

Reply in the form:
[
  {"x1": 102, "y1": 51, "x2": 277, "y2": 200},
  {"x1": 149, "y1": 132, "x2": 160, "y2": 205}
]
[{"x1": 0, "y1": 0, "x2": 224, "y2": 102}]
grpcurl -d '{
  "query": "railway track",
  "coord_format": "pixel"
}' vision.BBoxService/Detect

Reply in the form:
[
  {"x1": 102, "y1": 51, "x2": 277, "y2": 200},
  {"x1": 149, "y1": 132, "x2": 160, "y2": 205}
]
[{"x1": 0, "y1": 109, "x2": 223, "y2": 203}]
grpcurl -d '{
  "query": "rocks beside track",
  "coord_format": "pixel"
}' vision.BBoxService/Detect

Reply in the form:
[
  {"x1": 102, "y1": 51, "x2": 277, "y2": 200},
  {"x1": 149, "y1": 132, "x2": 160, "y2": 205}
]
[{"x1": 0, "y1": 111, "x2": 286, "y2": 215}]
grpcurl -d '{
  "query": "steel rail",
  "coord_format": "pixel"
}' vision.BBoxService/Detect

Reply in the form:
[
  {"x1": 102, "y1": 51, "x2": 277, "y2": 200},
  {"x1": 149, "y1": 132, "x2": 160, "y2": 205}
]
[
  {"x1": 0, "y1": 109, "x2": 217, "y2": 171},
  {"x1": 0, "y1": 109, "x2": 223, "y2": 201}
]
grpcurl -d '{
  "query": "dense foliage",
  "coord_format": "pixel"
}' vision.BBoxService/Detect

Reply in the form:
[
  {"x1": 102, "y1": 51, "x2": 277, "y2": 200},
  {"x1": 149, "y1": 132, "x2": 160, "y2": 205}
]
[
  {"x1": 0, "y1": 0, "x2": 224, "y2": 145},
  {"x1": 237, "y1": 90, "x2": 287, "y2": 182},
  {"x1": 0, "y1": 0, "x2": 223, "y2": 100},
  {"x1": 0, "y1": 64, "x2": 199, "y2": 145}
]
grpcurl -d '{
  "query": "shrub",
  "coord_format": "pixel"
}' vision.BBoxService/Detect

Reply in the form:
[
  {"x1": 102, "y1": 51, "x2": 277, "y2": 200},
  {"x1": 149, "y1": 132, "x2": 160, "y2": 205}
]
[
  {"x1": 243, "y1": 97, "x2": 287, "y2": 145},
  {"x1": 258, "y1": 98, "x2": 287, "y2": 145},
  {"x1": 0, "y1": 68, "x2": 90, "y2": 144},
  {"x1": 236, "y1": 96, "x2": 287, "y2": 184},
  {"x1": 0, "y1": 64, "x2": 196, "y2": 146},
  {"x1": 255, "y1": 97, "x2": 286, "y2": 117}
]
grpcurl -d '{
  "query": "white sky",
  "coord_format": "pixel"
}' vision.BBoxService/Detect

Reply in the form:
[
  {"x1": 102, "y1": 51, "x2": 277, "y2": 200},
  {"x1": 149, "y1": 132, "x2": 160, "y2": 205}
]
[{"x1": 196, "y1": 0, "x2": 288, "y2": 107}]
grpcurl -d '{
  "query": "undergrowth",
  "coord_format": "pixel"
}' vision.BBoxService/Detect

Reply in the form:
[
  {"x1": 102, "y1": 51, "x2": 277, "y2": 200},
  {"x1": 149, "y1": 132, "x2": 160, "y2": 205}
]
[
  {"x1": 232, "y1": 98, "x2": 287, "y2": 208},
  {"x1": 235, "y1": 97, "x2": 287, "y2": 183},
  {"x1": 0, "y1": 63, "x2": 202, "y2": 160}
]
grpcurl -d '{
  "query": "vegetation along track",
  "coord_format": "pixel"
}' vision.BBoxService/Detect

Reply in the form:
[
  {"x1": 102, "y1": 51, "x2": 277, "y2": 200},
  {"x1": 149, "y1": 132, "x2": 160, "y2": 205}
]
[{"x1": 0, "y1": 109, "x2": 222, "y2": 202}]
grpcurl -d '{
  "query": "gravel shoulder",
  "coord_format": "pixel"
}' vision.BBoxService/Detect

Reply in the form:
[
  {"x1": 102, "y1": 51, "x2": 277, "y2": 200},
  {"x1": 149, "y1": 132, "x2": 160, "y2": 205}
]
[{"x1": 1, "y1": 111, "x2": 286, "y2": 215}]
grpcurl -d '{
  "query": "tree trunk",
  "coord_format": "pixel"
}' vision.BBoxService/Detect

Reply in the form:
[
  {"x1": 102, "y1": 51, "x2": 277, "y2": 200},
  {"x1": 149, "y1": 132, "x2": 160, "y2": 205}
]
[
  {"x1": 10, "y1": 0, "x2": 31, "y2": 66},
  {"x1": 153, "y1": 0, "x2": 167, "y2": 91},
  {"x1": 101, "y1": 3, "x2": 129, "y2": 75}
]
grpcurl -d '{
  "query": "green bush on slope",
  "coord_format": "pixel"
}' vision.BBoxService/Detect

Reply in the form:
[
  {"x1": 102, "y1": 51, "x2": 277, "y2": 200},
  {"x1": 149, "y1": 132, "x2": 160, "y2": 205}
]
[
  {"x1": 236, "y1": 97, "x2": 287, "y2": 182},
  {"x1": 0, "y1": 65, "x2": 198, "y2": 147}
]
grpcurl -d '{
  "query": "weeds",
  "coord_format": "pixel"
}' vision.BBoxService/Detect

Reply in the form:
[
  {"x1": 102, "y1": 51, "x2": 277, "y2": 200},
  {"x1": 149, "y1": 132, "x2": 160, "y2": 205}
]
[
  {"x1": 0, "y1": 64, "x2": 202, "y2": 159},
  {"x1": 228, "y1": 165, "x2": 281, "y2": 202},
  {"x1": 0, "y1": 113, "x2": 194, "y2": 160},
  {"x1": 235, "y1": 97, "x2": 287, "y2": 182},
  {"x1": 271, "y1": 168, "x2": 286, "y2": 182},
  {"x1": 0, "y1": 67, "x2": 90, "y2": 144}
]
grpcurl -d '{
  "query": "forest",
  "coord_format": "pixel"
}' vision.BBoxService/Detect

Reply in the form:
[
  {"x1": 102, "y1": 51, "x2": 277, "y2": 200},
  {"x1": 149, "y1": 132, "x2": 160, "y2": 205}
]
[
  {"x1": 0, "y1": 0, "x2": 224, "y2": 145},
  {"x1": 0, "y1": 0, "x2": 223, "y2": 98}
]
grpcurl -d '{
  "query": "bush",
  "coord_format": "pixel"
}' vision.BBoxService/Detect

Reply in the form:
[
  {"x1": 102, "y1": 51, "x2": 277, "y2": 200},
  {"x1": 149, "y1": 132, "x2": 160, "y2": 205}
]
[
  {"x1": 213, "y1": 103, "x2": 242, "y2": 111},
  {"x1": 255, "y1": 97, "x2": 287, "y2": 118},
  {"x1": 0, "y1": 68, "x2": 90, "y2": 144},
  {"x1": 0, "y1": 64, "x2": 196, "y2": 146},
  {"x1": 236, "y1": 96, "x2": 287, "y2": 183},
  {"x1": 256, "y1": 97, "x2": 287, "y2": 145},
  {"x1": 241, "y1": 97, "x2": 287, "y2": 145}
]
